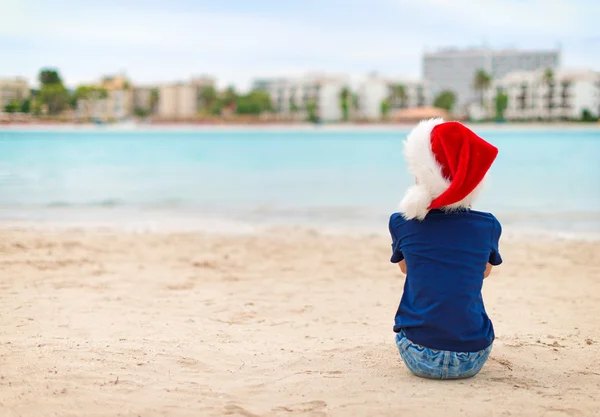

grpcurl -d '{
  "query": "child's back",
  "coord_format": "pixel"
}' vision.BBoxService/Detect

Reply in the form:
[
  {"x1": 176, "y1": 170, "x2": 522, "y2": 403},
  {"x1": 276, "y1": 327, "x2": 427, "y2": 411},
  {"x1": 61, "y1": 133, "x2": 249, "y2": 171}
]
[{"x1": 389, "y1": 209, "x2": 502, "y2": 353}]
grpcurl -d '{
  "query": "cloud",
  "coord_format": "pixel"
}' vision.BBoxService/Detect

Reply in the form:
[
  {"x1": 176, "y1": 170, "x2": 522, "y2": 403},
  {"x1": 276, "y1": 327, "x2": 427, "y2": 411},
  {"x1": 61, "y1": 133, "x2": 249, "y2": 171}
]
[
  {"x1": 1, "y1": 0, "x2": 598, "y2": 89},
  {"x1": 391, "y1": 0, "x2": 598, "y2": 38}
]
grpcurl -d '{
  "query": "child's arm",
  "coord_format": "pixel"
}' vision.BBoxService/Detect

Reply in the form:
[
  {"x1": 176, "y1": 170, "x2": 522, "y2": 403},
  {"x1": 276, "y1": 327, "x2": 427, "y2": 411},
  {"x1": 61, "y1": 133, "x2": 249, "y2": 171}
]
[{"x1": 398, "y1": 260, "x2": 407, "y2": 274}]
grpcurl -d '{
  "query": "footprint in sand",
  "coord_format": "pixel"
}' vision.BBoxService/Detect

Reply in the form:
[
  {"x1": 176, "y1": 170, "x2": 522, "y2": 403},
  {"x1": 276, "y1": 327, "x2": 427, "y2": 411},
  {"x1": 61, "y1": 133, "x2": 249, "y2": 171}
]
[
  {"x1": 272, "y1": 400, "x2": 328, "y2": 415},
  {"x1": 223, "y1": 404, "x2": 261, "y2": 417}
]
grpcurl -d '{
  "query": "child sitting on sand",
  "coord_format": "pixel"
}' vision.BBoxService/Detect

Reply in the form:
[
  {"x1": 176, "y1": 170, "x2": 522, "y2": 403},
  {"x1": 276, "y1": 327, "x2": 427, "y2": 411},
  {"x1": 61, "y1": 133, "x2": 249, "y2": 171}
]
[{"x1": 389, "y1": 118, "x2": 502, "y2": 380}]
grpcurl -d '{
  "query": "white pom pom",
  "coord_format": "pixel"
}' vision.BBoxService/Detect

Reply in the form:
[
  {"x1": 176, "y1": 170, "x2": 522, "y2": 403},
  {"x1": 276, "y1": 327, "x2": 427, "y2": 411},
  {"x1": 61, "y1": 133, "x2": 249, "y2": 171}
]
[{"x1": 399, "y1": 185, "x2": 433, "y2": 220}]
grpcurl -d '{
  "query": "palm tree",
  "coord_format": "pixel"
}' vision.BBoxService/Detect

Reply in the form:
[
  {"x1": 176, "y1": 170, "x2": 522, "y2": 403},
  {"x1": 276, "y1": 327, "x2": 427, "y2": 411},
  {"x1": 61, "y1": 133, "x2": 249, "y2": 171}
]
[
  {"x1": 307, "y1": 99, "x2": 318, "y2": 123},
  {"x1": 542, "y1": 68, "x2": 555, "y2": 121},
  {"x1": 289, "y1": 92, "x2": 299, "y2": 120},
  {"x1": 433, "y1": 90, "x2": 456, "y2": 111},
  {"x1": 392, "y1": 84, "x2": 408, "y2": 108},
  {"x1": 494, "y1": 89, "x2": 508, "y2": 121},
  {"x1": 199, "y1": 86, "x2": 218, "y2": 113},
  {"x1": 380, "y1": 99, "x2": 391, "y2": 120},
  {"x1": 473, "y1": 69, "x2": 492, "y2": 106},
  {"x1": 339, "y1": 87, "x2": 351, "y2": 121},
  {"x1": 150, "y1": 88, "x2": 159, "y2": 113}
]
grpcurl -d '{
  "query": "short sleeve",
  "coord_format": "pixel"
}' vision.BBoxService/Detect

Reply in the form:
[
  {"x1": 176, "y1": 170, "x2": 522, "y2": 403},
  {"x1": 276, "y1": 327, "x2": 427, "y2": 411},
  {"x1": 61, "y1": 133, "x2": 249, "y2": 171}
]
[
  {"x1": 489, "y1": 218, "x2": 503, "y2": 266},
  {"x1": 389, "y1": 213, "x2": 405, "y2": 263}
]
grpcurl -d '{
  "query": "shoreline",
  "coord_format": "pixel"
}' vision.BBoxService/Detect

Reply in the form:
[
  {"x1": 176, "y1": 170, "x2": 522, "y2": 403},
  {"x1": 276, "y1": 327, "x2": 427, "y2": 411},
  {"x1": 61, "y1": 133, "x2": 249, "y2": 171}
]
[
  {"x1": 2, "y1": 219, "x2": 599, "y2": 242},
  {"x1": 2, "y1": 121, "x2": 600, "y2": 132}
]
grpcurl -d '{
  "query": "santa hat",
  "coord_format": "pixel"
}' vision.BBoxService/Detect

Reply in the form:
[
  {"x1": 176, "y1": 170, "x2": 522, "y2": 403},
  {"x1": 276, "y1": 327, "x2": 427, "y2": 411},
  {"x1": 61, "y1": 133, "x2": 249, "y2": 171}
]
[{"x1": 399, "y1": 118, "x2": 498, "y2": 220}]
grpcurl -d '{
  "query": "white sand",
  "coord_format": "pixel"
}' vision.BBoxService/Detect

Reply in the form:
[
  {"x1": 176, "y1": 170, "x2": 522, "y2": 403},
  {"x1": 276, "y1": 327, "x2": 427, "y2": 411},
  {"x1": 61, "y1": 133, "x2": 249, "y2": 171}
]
[{"x1": 1, "y1": 227, "x2": 599, "y2": 416}]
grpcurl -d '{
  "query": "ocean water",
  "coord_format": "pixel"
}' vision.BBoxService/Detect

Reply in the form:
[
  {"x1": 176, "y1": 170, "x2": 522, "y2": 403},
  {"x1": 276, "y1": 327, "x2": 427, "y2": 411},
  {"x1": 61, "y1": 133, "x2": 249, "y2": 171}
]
[{"x1": 1, "y1": 127, "x2": 599, "y2": 236}]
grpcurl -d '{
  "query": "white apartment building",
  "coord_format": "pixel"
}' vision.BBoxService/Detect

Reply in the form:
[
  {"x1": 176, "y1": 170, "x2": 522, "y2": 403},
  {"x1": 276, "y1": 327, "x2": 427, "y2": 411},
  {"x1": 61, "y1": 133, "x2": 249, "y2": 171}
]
[
  {"x1": 75, "y1": 74, "x2": 134, "y2": 121},
  {"x1": 357, "y1": 75, "x2": 431, "y2": 120},
  {"x1": 76, "y1": 89, "x2": 133, "y2": 121},
  {"x1": 107, "y1": 89, "x2": 132, "y2": 120},
  {"x1": 157, "y1": 77, "x2": 215, "y2": 119},
  {"x1": 158, "y1": 84, "x2": 196, "y2": 119},
  {"x1": 488, "y1": 69, "x2": 600, "y2": 120},
  {"x1": 423, "y1": 48, "x2": 560, "y2": 109},
  {"x1": 0, "y1": 77, "x2": 30, "y2": 109},
  {"x1": 253, "y1": 74, "x2": 349, "y2": 122}
]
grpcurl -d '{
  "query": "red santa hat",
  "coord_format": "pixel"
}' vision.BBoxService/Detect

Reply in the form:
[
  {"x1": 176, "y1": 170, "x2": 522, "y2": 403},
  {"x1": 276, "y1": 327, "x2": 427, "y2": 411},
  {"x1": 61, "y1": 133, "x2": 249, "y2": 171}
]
[{"x1": 399, "y1": 118, "x2": 499, "y2": 220}]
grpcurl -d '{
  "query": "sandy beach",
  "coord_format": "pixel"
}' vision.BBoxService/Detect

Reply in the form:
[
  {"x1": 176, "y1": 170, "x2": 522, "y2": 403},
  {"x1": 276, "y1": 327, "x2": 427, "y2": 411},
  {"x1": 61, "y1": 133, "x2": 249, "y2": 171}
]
[{"x1": 1, "y1": 226, "x2": 599, "y2": 417}]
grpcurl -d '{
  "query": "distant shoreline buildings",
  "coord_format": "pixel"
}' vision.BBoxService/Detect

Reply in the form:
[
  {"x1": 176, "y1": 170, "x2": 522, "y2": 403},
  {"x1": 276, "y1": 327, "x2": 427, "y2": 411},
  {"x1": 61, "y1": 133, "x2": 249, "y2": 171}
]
[
  {"x1": 424, "y1": 48, "x2": 561, "y2": 109},
  {"x1": 1, "y1": 47, "x2": 599, "y2": 124},
  {"x1": 488, "y1": 68, "x2": 599, "y2": 121},
  {"x1": 252, "y1": 74, "x2": 349, "y2": 122}
]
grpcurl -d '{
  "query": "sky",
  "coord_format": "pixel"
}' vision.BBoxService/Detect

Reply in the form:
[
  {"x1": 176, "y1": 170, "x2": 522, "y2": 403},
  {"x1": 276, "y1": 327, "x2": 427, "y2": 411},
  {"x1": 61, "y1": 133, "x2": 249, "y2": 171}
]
[{"x1": 1, "y1": 0, "x2": 599, "y2": 90}]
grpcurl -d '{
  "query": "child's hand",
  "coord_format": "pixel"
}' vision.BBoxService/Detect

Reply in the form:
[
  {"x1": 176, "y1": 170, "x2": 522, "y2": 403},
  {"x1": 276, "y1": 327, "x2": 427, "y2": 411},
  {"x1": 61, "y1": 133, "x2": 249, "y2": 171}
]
[
  {"x1": 399, "y1": 260, "x2": 407, "y2": 275},
  {"x1": 484, "y1": 263, "x2": 493, "y2": 278}
]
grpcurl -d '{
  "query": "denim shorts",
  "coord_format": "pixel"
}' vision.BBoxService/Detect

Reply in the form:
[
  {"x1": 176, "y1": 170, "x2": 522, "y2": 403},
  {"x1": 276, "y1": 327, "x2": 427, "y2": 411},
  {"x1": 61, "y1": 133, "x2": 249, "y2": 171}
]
[{"x1": 395, "y1": 330, "x2": 492, "y2": 380}]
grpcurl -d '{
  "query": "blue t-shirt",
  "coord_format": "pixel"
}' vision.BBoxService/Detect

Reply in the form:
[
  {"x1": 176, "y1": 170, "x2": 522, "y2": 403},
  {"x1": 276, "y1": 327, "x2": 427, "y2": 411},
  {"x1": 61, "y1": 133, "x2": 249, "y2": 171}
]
[{"x1": 389, "y1": 209, "x2": 502, "y2": 353}]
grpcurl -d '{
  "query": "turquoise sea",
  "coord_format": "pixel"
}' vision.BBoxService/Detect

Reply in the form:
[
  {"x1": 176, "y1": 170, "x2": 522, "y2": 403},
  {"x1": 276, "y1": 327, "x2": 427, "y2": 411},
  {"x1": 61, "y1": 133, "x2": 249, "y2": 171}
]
[{"x1": 1, "y1": 127, "x2": 599, "y2": 237}]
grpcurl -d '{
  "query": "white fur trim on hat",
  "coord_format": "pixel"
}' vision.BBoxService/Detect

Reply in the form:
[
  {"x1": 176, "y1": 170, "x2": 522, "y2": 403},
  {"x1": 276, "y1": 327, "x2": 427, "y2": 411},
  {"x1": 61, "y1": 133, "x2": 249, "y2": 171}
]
[{"x1": 399, "y1": 118, "x2": 486, "y2": 220}]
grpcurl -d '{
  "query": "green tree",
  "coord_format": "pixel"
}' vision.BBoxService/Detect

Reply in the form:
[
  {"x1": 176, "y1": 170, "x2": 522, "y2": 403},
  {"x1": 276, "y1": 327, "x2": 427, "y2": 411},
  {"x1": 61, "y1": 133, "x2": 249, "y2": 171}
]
[
  {"x1": 20, "y1": 99, "x2": 31, "y2": 113},
  {"x1": 209, "y1": 101, "x2": 224, "y2": 116},
  {"x1": 73, "y1": 85, "x2": 108, "y2": 102},
  {"x1": 215, "y1": 85, "x2": 238, "y2": 115},
  {"x1": 306, "y1": 99, "x2": 318, "y2": 123},
  {"x1": 39, "y1": 68, "x2": 62, "y2": 86},
  {"x1": 392, "y1": 84, "x2": 407, "y2": 108},
  {"x1": 433, "y1": 90, "x2": 456, "y2": 111},
  {"x1": 40, "y1": 83, "x2": 70, "y2": 114},
  {"x1": 339, "y1": 87, "x2": 351, "y2": 121},
  {"x1": 150, "y1": 88, "x2": 159, "y2": 112},
  {"x1": 4, "y1": 100, "x2": 20, "y2": 113},
  {"x1": 543, "y1": 68, "x2": 554, "y2": 86},
  {"x1": 473, "y1": 69, "x2": 492, "y2": 105},
  {"x1": 32, "y1": 99, "x2": 42, "y2": 116},
  {"x1": 134, "y1": 108, "x2": 150, "y2": 118},
  {"x1": 222, "y1": 85, "x2": 238, "y2": 108},
  {"x1": 235, "y1": 90, "x2": 273, "y2": 115},
  {"x1": 581, "y1": 109, "x2": 597, "y2": 122},
  {"x1": 37, "y1": 68, "x2": 69, "y2": 114},
  {"x1": 200, "y1": 86, "x2": 218, "y2": 113},
  {"x1": 71, "y1": 85, "x2": 108, "y2": 111},
  {"x1": 289, "y1": 95, "x2": 299, "y2": 115},
  {"x1": 380, "y1": 99, "x2": 391, "y2": 119},
  {"x1": 494, "y1": 90, "x2": 509, "y2": 121},
  {"x1": 543, "y1": 68, "x2": 555, "y2": 120}
]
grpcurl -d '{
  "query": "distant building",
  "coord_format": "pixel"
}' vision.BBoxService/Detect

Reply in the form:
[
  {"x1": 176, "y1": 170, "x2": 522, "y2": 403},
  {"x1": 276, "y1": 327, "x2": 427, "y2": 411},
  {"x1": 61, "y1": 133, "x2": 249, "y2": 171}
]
[
  {"x1": 157, "y1": 77, "x2": 216, "y2": 119},
  {"x1": 157, "y1": 84, "x2": 196, "y2": 119},
  {"x1": 253, "y1": 74, "x2": 349, "y2": 122},
  {"x1": 132, "y1": 87, "x2": 152, "y2": 112},
  {"x1": 75, "y1": 74, "x2": 134, "y2": 121},
  {"x1": 100, "y1": 75, "x2": 133, "y2": 120},
  {"x1": 488, "y1": 69, "x2": 600, "y2": 120},
  {"x1": 100, "y1": 74, "x2": 130, "y2": 91},
  {"x1": 357, "y1": 75, "x2": 431, "y2": 120},
  {"x1": 107, "y1": 89, "x2": 132, "y2": 120},
  {"x1": 423, "y1": 48, "x2": 560, "y2": 109},
  {"x1": 0, "y1": 77, "x2": 30, "y2": 109},
  {"x1": 77, "y1": 97, "x2": 109, "y2": 121}
]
